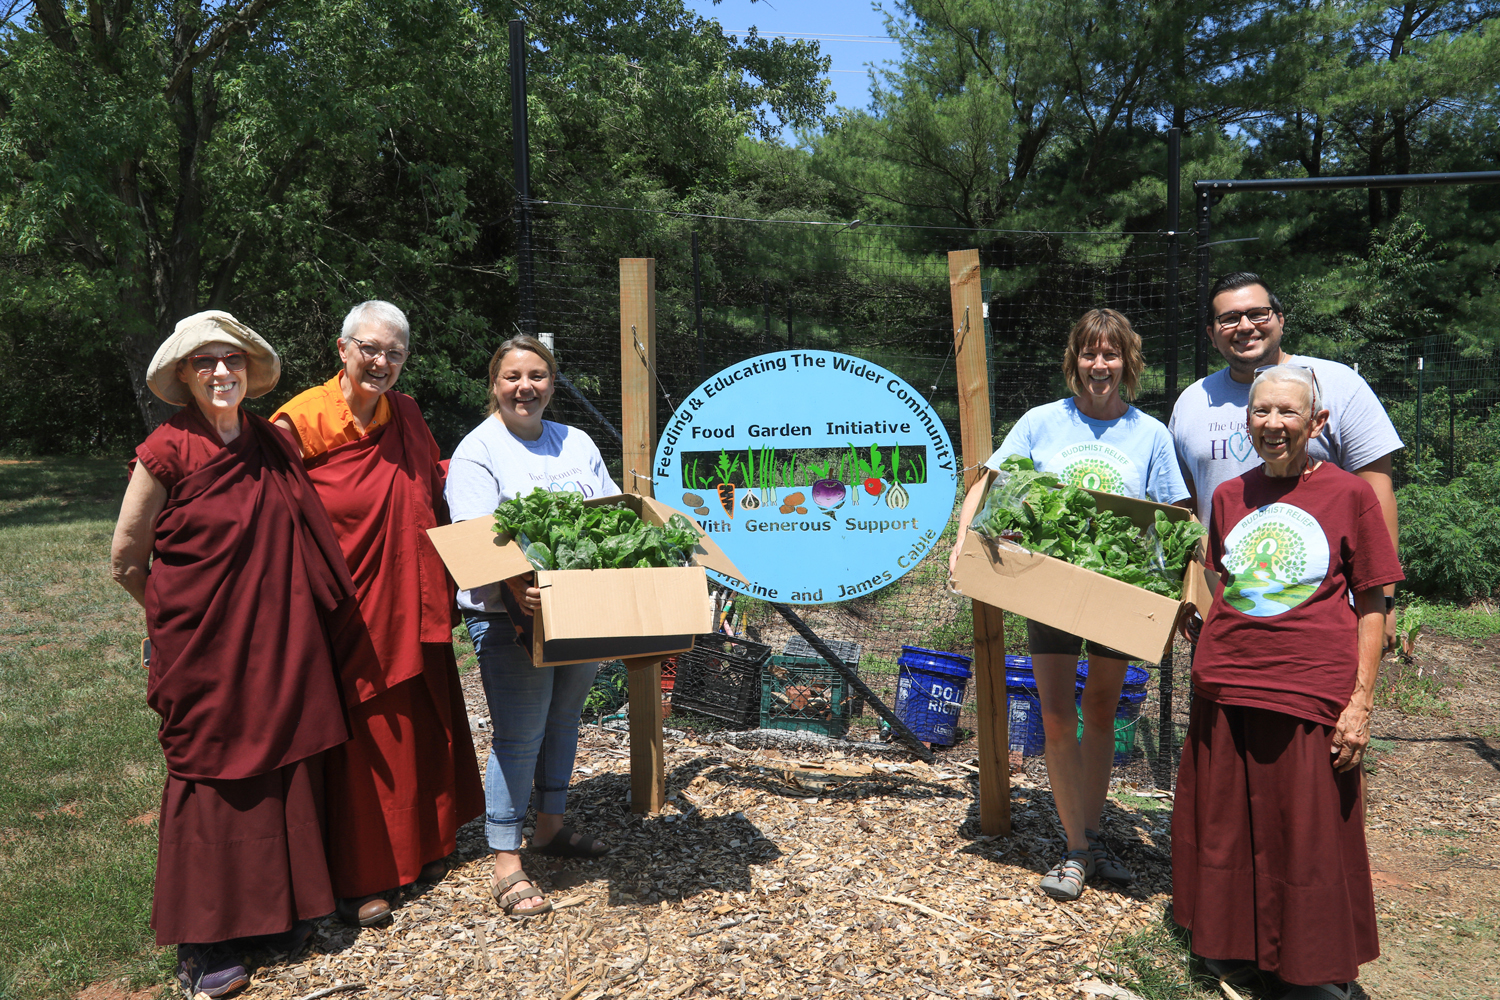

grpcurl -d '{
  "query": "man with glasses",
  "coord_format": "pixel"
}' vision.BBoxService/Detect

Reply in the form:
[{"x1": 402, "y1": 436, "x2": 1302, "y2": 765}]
[{"x1": 1169, "y1": 272, "x2": 1403, "y2": 648}]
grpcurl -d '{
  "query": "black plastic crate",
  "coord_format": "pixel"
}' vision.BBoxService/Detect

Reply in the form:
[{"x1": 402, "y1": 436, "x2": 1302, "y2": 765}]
[
  {"x1": 780, "y1": 636, "x2": 864, "y2": 717},
  {"x1": 670, "y1": 634, "x2": 772, "y2": 729}
]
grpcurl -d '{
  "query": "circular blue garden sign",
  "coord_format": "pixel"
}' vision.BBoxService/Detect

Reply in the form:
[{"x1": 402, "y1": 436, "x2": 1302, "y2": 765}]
[{"x1": 653, "y1": 350, "x2": 957, "y2": 604}]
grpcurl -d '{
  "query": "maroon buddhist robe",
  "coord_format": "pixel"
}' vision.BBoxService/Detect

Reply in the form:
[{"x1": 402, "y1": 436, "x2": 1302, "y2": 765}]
[
  {"x1": 135, "y1": 407, "x2": 354, "y2": 944},
  {"x1": 276, "y1": 386, "x2": 482, "y2": 897}
]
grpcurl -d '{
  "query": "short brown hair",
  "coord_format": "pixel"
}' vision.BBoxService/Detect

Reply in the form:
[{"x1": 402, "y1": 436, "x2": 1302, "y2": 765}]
[
  {"x1": 486, "y1": 335, "x2": 558, "y2": 416},
  {"x1": 1062, "y1": 308, "x2": 1145, "y2": 401}
]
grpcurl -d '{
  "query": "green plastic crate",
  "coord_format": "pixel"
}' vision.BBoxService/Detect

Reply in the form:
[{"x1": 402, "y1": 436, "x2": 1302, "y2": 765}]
[{"x1": 760, "y1": 656, "x2": 850, "y2": 737}]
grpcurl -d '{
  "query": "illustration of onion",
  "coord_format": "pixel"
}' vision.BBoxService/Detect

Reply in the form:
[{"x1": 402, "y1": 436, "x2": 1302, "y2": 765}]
[
  {"x1": 740, "y1": 491, "x2": 761, "y2": 510},
  {"x1": 811, "y1": 478, "x2": 846, "y2": 518},
  {"x1": 864, "y1": 477, "x2": 883, "y2": 497},
  {"x1": 885, "y1": 481, "x2": 910, "y2": 509}
]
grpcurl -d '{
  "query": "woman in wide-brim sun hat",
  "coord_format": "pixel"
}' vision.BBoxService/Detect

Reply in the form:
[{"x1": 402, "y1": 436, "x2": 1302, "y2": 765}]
[{"x1": 111, "y1": 310, "x2": 353, "y2": 999}]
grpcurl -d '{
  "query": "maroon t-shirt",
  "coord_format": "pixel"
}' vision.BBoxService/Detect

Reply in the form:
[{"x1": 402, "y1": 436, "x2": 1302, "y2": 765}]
[{"x1": 1194, "y1": 463, "x2": 1403, "y2": 726}]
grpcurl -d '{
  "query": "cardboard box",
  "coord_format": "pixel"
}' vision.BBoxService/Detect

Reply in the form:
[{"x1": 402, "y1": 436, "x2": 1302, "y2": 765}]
[
  {"x1": 952, "y1": 469, "x2": 1215, "y2": 663},
  {"x1": 427, "y1": 494, "x2": 745, "y2": 667}
]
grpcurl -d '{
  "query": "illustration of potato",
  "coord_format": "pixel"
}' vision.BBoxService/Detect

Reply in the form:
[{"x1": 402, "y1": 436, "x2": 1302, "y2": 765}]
[
  {"x1": 694, "y1": 507, "x2": 711, "y2": 517},
  {"x1": 683, "y1": 492, "x2": 705, "y2": 508}
]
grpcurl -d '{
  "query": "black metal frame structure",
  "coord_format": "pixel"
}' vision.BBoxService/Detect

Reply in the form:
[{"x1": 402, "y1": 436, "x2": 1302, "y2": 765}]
[{"x1": 1192, "y1": 170, "x2": 1500, "y2": 378}]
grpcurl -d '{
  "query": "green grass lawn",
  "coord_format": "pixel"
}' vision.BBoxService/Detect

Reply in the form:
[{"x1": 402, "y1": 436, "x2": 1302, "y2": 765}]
[{"x1": 0, "y1": 456, "x2": 173, "y2": 1000}]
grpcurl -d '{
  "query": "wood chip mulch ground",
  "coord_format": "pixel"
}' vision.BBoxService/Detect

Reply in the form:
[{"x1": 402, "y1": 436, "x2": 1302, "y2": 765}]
[{"x1": 234, "y1": 699, "x2": 1177, "y2": 1000}]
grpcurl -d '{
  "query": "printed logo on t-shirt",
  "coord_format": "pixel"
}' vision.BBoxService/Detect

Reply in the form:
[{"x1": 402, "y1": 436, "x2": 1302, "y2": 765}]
[
  {"x1": 1221, "y1": 502, "x2": 1330, "y2": 617},
  {"x1": 1054, "y1": 442, "x2": 1133, "y2": 494}
]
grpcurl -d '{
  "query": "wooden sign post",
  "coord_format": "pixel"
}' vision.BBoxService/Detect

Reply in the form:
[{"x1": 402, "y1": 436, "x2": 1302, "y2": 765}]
[
  {"x1": 948, "y1": 248, "x2": 1011, "y2": 837},
  {"x1": 619, "y1": 258, "x2": 667, "y2": 814}
]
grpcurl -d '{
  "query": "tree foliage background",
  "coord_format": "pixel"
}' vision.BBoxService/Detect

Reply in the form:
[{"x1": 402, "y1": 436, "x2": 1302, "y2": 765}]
[{"x1": 2, "y1": 0, "x2": 1497, "y2": 456}]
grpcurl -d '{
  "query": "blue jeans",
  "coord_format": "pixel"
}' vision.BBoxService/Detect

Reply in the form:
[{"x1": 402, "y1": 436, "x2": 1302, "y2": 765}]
[{"x1": 463, "y1": 612, "x2": 599, "y2": 851}]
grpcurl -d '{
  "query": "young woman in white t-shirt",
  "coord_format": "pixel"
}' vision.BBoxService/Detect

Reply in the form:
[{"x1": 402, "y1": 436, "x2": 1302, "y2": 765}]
[{"x1": 445, "y1": 335, "x2": 619, "y2": 917}]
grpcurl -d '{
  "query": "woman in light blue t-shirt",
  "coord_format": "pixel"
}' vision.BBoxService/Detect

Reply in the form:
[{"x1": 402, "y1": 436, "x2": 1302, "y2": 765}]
[
  {"x1": 444, "y1": 335, "x2": 620, "y2": 919},
  {"x1": 951, "y1": 308, "x2": 1188, "y2": 903}
]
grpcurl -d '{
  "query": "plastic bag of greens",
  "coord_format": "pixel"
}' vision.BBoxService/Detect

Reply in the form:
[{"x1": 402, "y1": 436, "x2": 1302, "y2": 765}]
[{"x1": 1142, "y1": 510, "x2": 1207, "y2": 598}]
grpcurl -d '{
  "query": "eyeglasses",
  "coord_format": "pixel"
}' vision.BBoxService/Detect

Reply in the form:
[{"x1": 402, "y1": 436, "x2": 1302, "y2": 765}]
[
  {"x1": 1215, "y1": 306, "x2": 1277, "y2": 329},
  {"x1": 187, "y1": 352, "x2": 248, "y2": 373},
  {"x1": 350, "y1": 337, "x2": 409, "y2": 365},
  {"x1": 1253, "y1": 363, "x2": 1322, "y2": 412}
]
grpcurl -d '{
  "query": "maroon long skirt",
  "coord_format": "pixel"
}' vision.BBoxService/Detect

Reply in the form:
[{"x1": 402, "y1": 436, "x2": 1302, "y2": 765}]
[
  {"x1": 322, "y1": 647, "x2": 484, "y2": 899},
  {"x1": 1171, "y1": 699, "x2": 1378, "y2": 986},
  {"x1": 151, "y1": 755, "x2": 335, "y2": 946}
]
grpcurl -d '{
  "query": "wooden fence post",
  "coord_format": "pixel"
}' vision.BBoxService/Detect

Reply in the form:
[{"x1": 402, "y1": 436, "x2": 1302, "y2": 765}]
[
  {"x1": 620, "y1": 258, "x2": 666, "y2": 814},
  {"x1": 620, "y1": 258, "x2": 657, "y2": 499},
  {"x1": 949, "y1": 248, "x2": 1011, "y2": 837}
]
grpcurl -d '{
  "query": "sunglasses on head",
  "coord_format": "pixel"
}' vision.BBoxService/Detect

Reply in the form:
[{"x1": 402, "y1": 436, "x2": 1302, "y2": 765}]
[{"x1": 187, "y1": 352, "x2": 248, "y2": 373}]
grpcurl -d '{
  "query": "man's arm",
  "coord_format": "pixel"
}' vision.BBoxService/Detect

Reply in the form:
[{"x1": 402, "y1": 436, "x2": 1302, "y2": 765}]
[{"x1": 1353, "y1": 454, "x2": 1399, "y2": 653}]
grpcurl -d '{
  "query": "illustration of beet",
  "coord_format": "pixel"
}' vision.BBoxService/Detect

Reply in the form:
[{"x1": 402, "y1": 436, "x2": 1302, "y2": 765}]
[
  {"x1": 741, "y1": 491, "x2": 761, "y2": 510},
  {"x1": 811, "y1": 478, "x2": 845, "y2": 518},
  {"x1": 864, "y1": 477, "x2": 884, "y2": 497},
  {"x1": 682, "y1": 492, "x2": 705, "y2": 508},
  {"x1": 886, "y1": 481, "x2": 910, "y2": 509},
  {"x1": 717, "y1": 483, "x2": 736, "y2": 518},
  {"x1": 811, "y1": 478, "x2": 845, "y2": 508}
]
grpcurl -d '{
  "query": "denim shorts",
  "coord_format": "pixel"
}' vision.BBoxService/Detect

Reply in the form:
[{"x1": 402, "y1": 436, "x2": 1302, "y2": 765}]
[{"x1": 1025, "y1": 618, "x2": 1130, "y2": 661}]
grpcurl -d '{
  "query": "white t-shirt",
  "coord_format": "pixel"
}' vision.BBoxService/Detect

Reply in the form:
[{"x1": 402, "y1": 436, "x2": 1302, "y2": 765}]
[
  {"x1": 986, "y1": 398, "x2": 1189, "y2": 504},
  {"x1": 1168, "y1": 356, "x2": 1403, "y2": 527},
  {"x1": 445, "y1": 416, "x2": 620, "y2": 612}
]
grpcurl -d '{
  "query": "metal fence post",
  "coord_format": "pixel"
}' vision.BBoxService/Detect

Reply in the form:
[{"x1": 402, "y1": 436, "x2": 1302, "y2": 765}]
[
  {"x1": 1165, "y1": 128, "x2": 1181, "y2": 403},
  {"x1": 508, "y1": 19, "x2": 535, "y2": 335},
  {"x1": 1194, "y1": 185, "x2": 1213, "y2": 381}
]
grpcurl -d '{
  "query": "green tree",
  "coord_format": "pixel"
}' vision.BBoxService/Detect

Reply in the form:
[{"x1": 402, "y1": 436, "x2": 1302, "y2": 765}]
[{"x1": 0, "y1": 0, "x2": 831, "y2": 440}]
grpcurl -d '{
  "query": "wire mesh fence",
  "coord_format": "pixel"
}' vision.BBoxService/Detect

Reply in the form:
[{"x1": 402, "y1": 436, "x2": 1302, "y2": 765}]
[{"x1": 524, "y1": 198, "x2": 1497, "y2": 787}]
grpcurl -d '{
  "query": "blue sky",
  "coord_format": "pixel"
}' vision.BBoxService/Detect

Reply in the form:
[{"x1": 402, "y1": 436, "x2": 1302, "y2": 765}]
[{"x1": 683, "y1": 0, "x2": 898, "y2": 124}]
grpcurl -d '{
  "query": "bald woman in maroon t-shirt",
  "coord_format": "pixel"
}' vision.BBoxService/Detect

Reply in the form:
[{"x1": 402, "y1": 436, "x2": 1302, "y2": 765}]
[{"x1": 1171, "y1": 365, "x2": 1403, "y2": 1000}]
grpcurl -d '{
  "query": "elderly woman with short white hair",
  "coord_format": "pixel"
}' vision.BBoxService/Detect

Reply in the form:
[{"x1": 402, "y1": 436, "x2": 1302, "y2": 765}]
[
  {"x1": 111, "y1": 311, "x2": 354, "y2": 998},
  {"x1": 273, "y1": 301, "x2": 483, "y2": 928},
  {"x1": 1172, "y1": 364, "x2": 1403, "y2": 999}
]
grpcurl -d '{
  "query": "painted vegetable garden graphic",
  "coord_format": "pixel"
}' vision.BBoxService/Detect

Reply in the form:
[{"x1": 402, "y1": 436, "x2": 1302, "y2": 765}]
[
  {"x1": 1220, "y1": 503, "x2": 1328, "y2": 617},
  {"x1": 652, "y1": 349, "x2": 957, "y2": 604},
  {"x1": 678, "y1": 443, "x2": 926, "y2": 518}
]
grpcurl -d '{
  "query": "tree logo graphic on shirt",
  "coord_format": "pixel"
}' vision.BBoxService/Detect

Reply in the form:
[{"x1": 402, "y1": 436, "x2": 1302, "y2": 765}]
[
  {"x1": 1055, "y1": 442, "x2": 1132, "y2": 494},
  {"x1": 1221, "y1": 502, "x2": 1329, "y2": 617}
]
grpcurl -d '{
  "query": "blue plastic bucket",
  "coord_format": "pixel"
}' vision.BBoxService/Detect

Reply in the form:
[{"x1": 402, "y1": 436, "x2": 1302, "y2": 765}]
[
  {"x1": 1075, "y1": 662, "x2": 1150, "y2": 693},
  {"x1": 1005, "y1": 655, "x2": 1092, "y2": 757},
  {"x1": 1074, "y1": 662, "x2": 1152, "y2": 763},
  {"x1": 894, "y1": 646, "x2": 972, "y2": 746}
]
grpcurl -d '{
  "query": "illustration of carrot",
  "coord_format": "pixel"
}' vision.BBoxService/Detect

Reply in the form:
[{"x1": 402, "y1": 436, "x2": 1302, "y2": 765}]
[{"x1": 717, "y1": 482, "x2": 736, "y2": 518}]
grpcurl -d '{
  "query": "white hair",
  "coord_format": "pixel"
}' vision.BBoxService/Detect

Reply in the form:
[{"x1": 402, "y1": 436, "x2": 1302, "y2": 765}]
[
  {"x1": 340, "y1": 300, "x2": 410, "y2": 345},
  {"x1": 1249, "y1": 364, "x2": 1322, "y2": 414}
]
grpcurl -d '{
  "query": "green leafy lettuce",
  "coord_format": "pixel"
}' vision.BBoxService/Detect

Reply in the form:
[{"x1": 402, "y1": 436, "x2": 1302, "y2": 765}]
[
  {"x1": 493, "y1": 488, "x2": 703, "y2": 571},
  {"x1": 974, "y1": 456, "x2": 1206, "y2": 598}
]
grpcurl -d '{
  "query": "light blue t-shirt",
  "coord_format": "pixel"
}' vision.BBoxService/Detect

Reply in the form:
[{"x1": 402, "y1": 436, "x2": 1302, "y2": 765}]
[
  {"x1": 445, "y1": 416, "x2": 620, "y2": 612},
  {"x1": 986, "y1": 398, "x2": 1190, "y2": 505}
]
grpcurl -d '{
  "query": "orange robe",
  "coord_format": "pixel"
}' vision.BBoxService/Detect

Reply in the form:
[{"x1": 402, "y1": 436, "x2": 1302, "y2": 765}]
[{"x1": 274, "y1": 376, "x2": 483, "y2": 897}]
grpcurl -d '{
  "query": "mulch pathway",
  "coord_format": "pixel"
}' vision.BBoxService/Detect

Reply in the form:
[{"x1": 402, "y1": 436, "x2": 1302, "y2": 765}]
[{"x1": 234, "y1": 673, "x2": 1176, "y2": 1000}]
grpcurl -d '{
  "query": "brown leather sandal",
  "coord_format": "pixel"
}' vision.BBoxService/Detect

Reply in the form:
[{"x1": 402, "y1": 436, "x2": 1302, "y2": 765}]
[{"x1": 492, "y1": 869, "x2": 552, "y2": 917}]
